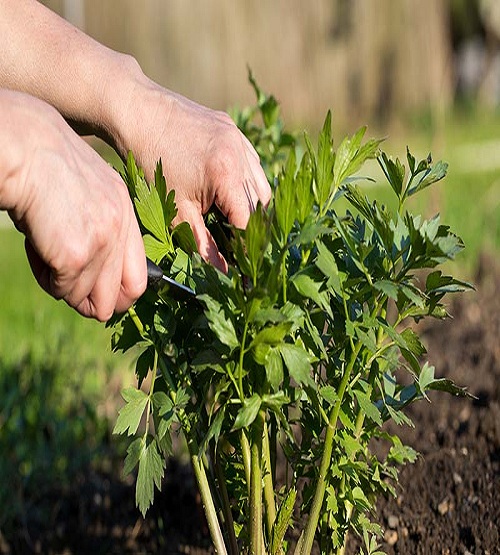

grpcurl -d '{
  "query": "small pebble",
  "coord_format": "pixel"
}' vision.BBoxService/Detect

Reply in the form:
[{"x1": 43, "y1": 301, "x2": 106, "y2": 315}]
[
  {"x1": 438, "y1": 498, "x2": 451, "y2": 515},
  {"x1": 388, "y1": 515, "x2": 399, "y2": 529},
  {"x1": 384, "y1": 529, "x2": 398, "y2": 546}
]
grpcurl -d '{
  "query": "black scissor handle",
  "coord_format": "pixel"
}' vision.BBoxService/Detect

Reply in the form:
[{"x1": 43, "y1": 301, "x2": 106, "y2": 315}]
[{"x1": 146, "y1": 257, "x2": 164, "y2": 291}]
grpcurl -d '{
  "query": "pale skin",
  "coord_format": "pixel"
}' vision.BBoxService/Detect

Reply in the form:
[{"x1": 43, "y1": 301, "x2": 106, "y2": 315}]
[{"x1": 0, "y1": 0, "x2": 271, "y2": 321}]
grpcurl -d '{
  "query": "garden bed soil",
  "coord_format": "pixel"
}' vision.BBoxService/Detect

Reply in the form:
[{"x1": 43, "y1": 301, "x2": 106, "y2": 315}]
[{"x1": 2, "y1": 254, "x2": 499, "y2": 554}]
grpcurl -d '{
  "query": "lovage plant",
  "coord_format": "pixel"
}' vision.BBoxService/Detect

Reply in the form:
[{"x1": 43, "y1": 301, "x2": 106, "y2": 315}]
[{"x1": 110, "y1": 79, "x2": 471, "y2": 554}]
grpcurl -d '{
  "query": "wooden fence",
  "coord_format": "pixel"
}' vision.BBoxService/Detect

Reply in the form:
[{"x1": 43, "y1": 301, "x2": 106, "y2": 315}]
[{"x1": 42, "y1": 0, "x2": 454, "y2": 130}]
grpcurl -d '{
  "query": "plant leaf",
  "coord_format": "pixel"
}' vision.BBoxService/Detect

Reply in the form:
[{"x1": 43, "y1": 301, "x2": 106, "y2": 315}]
[
  {"x1": 270, "y1": 488, "x2": 296, "y2": 555},
  {"x1": 279, "y1": 343, "x2": 313, "y2": 387},
  {"x1": 198, "y1": 295, "x2": 239, "y2": 351},
  {"x1": 113, "y1": 388, "x2": 149, "y2": 436},
  {"x1": 136, "y1": 437, "x2": 166, "y2": 516},
  {"x1": 233, "y1": 393, "x2": 262, "y2": 430}
]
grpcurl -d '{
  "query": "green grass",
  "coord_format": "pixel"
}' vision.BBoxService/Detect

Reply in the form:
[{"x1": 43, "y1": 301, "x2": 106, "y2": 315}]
[{"x1": 0, "y1": 227, "x2": 138, "y2": 406}]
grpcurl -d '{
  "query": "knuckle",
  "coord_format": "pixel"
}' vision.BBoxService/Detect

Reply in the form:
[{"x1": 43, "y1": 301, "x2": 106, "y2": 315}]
[
  {"x1": 207, "y1": 140, "x2": 241, "y2": 182},
  {"x1": 126, "y1": 277, "x2": 147, "y2": 304},
  {"x1": 91, "y1": 302, "x2": 114, "y2": 323}
]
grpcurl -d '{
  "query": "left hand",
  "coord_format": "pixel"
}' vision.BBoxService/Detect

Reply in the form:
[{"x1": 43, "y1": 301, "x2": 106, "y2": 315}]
[{"x1": 110, "y1": 81, "x2": 272, "y2": 272}]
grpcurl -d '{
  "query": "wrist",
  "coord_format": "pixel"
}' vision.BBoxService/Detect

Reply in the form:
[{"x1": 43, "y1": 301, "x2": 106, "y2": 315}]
[
  {"x1": 97, "y1": 53, "x2": 155, "y2": 154},
  {"x1": 0, "y1": 90, "x2": 29, "y2": 211}
]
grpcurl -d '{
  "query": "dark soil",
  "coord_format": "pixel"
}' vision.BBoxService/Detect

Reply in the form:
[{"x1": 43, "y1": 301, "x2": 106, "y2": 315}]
[{"x1": 1, "y1": 255, "x2": 499, "y2": 555}]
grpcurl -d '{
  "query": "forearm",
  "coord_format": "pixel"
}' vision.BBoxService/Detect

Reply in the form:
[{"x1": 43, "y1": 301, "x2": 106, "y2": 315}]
[{"x1": 0, "y1": 0, "x2": 146, "y2": 146}]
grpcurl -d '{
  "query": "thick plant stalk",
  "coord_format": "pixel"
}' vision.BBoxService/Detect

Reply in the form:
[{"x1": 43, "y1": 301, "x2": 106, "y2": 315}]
[
  {"x1": 249, "y1": 411, "x2": 265, "y2": 555},
  {"x1": 241, "y1": 429, "x2": 252, "y2": 496},
  {"x1": 298, "y1": 342, "x2": 362, "y2": 555},
  {"x1": 262, "y1": 420, "x2": 277, "y2": 540},
  {"x1": 214, "y1": 448, "x2": 239, "y2": 555},
  {"x1": 190, "y1": 443, "x2": 228, "y2": 555}
]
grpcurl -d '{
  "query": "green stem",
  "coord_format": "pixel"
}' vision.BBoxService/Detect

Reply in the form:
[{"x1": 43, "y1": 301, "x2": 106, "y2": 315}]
[
  {"x1": 262, "y1": 420, "x2": 276, "y2": 542},
  {"x1": 127, "y1": 307, "x2": 226, "y2": 553},
  {"x1": 144, "y1": 350, "x2": 158, "y2": 434},
  {"x1": 281, "y1": 251, "x2": 288, "y2": 304},
  {"x1": 239, "y1": 320, "x2": 249, "y2": 397},
  {"x1": 249, "y1": 410, "x2": 265, "y2": 555},
  {"x1": 127, "y1": 306, "x2": 146, "y2": 338},
  {"x1": 298, "y1": 341, "x2": 363, "y2": 555},
  {"x1": 189, "y1": 441, "x2": 228, "y2": 555},
  {"x1": 214, "y1": 447, "x2": 239, "y2": 555},
  {"x1": 241, "y1": 429, "x2": 252, "y2": 497}
]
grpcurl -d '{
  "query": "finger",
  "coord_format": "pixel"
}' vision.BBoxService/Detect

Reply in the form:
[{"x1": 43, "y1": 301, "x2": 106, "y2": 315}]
[
  {"x1": 246, "y1": 152, "x2": 272, "y2": 207},
  {"x1": 85, "y1": 251, "x2": 125, "y2": 321},
  {"x1": 176, "y1": 200, "x2": 228, "y2": 272},
  {"x1": 218, "y1": 178, "x2": 258, "y2": 230},
  {"x1": 242, "y1": 133, "x2": 261, "y2": 162},
  {"x1": 115, "y1": 219, "x2": 147, "y2": 314}
]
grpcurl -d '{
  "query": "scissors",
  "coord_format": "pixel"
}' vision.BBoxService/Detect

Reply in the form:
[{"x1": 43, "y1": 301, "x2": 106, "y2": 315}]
[{"x1": 146, "y1": 257, "x2": 195, "y2": 302}]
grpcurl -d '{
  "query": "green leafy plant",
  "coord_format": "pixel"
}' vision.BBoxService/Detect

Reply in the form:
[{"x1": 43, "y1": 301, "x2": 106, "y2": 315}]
[{"x1": 110, "y1": 77, "x2": 471, "y2": 554}]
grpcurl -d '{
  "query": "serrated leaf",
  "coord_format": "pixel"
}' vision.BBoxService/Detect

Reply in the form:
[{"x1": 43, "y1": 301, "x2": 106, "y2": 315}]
[
  {"x1": 198, "y1": 294, "x2": 239, "y2": 350},
  {"x1": 152, "y1": 391, "x2": 175, "y2": 441},
  {"x1": 355, "y1": 327, "x2": 377, "y2": 353},
  {"x1": 279, "y1": 343, "x2": 313, "y2": 387},
  {"x1": 315, "y1": 240, "x2": 343, "y2": 295},
  {"x1": 408, "y1": 159, "x2": 448, "y2": 197},
  {"x1": 353, "y1": 389, "x2": 382, "y2": 425},
  {"x1": 270, "y1": 488, "x2": 296, "y2": 555},
  {"x1": 418, "y1": 362, "x2": 435, "y2": 392},
  {"x1": 400, "y1": 328, "x2": 426, "y2": 357},
  {"x1": 295, "y1": 151, "x2": 315, "y2": 223},
  {"x1": 427, "y1": 378, "x2": 472, "y2": 397},
  {"x1": 319, "y1": 385, "x2": 339, "y2": 406},
  {"x1": 111, "y1": 312, "x2": 144, "y2": 353},
  {"x1": 123, "y1": 437, "x2": 142, "y2": 476},
  {"x1": 387, "y1": 436, "x2": 418, "y2": 464},
  {"x1": 250, "y1": 322, "x2": 293, "y2": 349},
  {"x1": 172, "y1": 220, "x2": 197, "y2": 254},
  {"x1": 275, "y1": 149, "x2": 297, "y2": 239},
  {"x1": 136, "y1": 437, "x2": 166, "y2": 516},
  {"x1": 135, "y1": 347, "x2": 154, "y2": 387},
  {"x1": 246, "y1": 205, "x2": 270, "y2": 283},
  {"x1": 113, "y1": 388, "x2": 149, "y2": 436},
  {"x1": 351, "y1": 486, "x2": 372, "y2": 512},
  {"x1": 143, "y1": 234, "x2": 171, "y2": 264},
  {"x1": 374, "y1": 279, "x2": 399, "y2": 300},
  {"x1": 265, "y1": 347, "x2": 284, "y2": 390},
  {"x1": 290, "y1": 270, "x2": 332, "y2": 315},
  {"x1": 199, "y1": 405, "x2": 226, "y2": 455},
  {"x1": 233, "y1": 394, "x2": 262, "y2": 430},
  {"x1": 311, "y1": 110, "x2": 334, "y2": 207},
  {"x1": 135, "y1": 175, "x2": 168, "y2": 244},
  {"x1": 262, "y1": 391, "x2": 289, "y2": 413},
  {"x1": 378, "y1": 152, "x2": 405, "y2": 199}
]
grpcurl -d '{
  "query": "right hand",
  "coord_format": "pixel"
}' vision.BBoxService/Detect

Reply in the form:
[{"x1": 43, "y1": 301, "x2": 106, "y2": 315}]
[{"x1": 0, "y1": 90, "x2": 147, "y2": 321}]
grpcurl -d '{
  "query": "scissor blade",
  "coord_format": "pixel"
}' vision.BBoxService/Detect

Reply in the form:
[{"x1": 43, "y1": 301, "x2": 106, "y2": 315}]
[{"x1": 158, "y1": 273, "x2": 196, "y2": 302}]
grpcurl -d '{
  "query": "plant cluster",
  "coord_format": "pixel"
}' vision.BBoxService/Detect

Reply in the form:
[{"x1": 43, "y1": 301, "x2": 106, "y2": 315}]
[{"x1": 110, "y1": 77, "x2": 471, "y2": 554}]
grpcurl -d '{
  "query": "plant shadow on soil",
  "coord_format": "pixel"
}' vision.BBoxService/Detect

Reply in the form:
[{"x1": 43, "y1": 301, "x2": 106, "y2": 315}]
[{"x1": 1, "y1": 254, "x2": 499, "y2": 555}]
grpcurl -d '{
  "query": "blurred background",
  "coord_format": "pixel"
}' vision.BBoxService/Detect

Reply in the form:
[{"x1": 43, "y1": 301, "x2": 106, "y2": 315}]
[
  {"x1": 1, "y1": 1, "x2": 500, "y2": 552},
  {"x1": 39, "y1": 0, "x2": 500, "y2": 131}
]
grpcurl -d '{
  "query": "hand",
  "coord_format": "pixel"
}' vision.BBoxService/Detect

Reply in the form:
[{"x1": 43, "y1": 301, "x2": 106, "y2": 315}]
[
  {"x1": 0, "y1": 91, "x2": 147, "y2": 321},
  {"x1": 111, "y1": 82, "x2": 272, "y2": 271}
]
